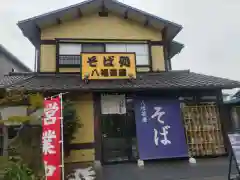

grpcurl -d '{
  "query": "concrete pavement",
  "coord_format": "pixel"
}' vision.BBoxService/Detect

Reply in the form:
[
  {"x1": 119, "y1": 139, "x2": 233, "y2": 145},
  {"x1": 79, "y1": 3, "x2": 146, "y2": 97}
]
[{"x1": 97, "y1": 157, "x2": 238, "y2": 180}]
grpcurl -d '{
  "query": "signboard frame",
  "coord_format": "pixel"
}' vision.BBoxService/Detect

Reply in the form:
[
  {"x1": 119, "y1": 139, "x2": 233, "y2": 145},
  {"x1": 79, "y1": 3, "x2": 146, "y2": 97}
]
[
  {"x1": 227, "y1": 131, "x2": 240, "y2": 180},
  {"x1": 81, "y1": 52, "x2": 137, "y2": 80}
]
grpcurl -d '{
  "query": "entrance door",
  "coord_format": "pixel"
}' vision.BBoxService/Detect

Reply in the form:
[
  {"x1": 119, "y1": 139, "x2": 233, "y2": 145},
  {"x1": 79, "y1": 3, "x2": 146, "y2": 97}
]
[{"x1": 101, "y1": 99, "x2": 137, "y2": 164}]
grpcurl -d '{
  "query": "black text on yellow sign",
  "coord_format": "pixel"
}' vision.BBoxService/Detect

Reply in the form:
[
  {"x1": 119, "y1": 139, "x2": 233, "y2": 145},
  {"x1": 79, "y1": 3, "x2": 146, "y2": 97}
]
[{"x1": 81, "y1": 53, "x2": 136, "y2": 80}]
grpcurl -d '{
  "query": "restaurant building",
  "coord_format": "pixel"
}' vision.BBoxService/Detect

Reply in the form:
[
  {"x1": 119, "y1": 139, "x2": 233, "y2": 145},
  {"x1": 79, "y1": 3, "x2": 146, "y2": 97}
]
[{"x1": 1, "y1": 0, "x2": 240, "y2": 165}]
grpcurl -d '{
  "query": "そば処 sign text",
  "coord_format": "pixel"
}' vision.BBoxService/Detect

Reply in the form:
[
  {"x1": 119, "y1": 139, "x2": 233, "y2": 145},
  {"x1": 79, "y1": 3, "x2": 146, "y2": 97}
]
[{"x1": 81, "y1": 53, "x2": 136, "y2": 80}]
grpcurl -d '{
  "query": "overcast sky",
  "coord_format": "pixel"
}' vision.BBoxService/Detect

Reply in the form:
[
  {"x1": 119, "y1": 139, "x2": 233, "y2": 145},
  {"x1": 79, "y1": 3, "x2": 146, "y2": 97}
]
[{"x1": 0, "y1": 0, "x2": 240, "y2": 83}]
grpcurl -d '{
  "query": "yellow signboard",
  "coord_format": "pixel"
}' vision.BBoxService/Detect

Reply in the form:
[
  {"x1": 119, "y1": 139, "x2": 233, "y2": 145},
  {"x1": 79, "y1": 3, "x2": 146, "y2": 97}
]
[{"x1": 81, "y1": 53, "x2": 136, "y2": 80}]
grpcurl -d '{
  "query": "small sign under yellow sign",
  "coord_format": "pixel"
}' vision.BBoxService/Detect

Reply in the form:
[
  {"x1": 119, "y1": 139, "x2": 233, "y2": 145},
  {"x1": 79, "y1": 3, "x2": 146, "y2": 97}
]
[{"x1": 81, "y1": 53, "x2": 136, "y2": 80}]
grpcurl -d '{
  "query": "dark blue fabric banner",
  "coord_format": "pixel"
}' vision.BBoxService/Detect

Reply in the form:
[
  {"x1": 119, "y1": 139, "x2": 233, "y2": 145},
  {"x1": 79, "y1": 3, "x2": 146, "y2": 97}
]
[{"x1": 134, "y1": 97, "x2": 188, "y2": 160}]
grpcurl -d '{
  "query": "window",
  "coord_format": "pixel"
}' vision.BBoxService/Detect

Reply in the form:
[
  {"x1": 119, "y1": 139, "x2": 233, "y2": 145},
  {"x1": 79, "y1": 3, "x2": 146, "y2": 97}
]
[
  {"x1": 58, "y1": 43, "x2": 105, "y2": 65},
  {"x1": 105, "y1": 44, "x2": 127, "y2": 52},
  {"x1": 59, "y1": 43, "x2": 81, "y2": 65},
  {"x1": 58, "y1": 42, "x2": 149, "y2": 66},
  {"x1": 106, "y1": 44, "x2": 149, "y2": 66},
  {"x1": 82, "y1": 43, "x2": 105, "y2": 53}
]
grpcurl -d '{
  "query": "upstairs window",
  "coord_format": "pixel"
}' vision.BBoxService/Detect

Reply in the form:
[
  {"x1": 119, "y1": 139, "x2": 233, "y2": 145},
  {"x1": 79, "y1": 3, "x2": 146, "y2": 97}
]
[
  {"x1": 58, "y1": 43, "x2": 104, "y2": 65},
  {"x1": 106, "y1": 44, "x2": 149, "y2": 66},
  {"x1": 58, "y1": 42, "x2": 149, "y2": 67},
  {"x1": 82, "y1": 43, "x2": 105, "y2": 53},
  {"x1": 59, "y1": 43, "x2": 81, "y2": 65}
]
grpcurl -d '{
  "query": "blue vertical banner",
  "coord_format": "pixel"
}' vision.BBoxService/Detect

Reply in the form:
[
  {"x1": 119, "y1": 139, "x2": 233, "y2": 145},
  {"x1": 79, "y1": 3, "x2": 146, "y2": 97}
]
[{"x1": 134, "y1": 97, "x2": 188, "y2": 160}]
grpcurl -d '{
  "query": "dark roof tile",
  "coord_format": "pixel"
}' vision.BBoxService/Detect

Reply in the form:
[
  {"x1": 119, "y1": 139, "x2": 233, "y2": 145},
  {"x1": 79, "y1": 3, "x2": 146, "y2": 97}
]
[
  {"x1": 1, "y1": 71, "x2": 240, "y2": 91},
  {"x1": 0, "y1": 72, "x2": 33, "y2": 88}
]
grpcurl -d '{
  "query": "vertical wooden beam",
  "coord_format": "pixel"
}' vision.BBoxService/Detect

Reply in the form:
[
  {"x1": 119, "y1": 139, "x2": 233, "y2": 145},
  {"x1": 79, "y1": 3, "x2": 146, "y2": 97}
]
[
  {"x1": 37, "y1": 46, "x2": 41, "y2": 72},
  {"x1": 56, "y1": 18, "x2": 62, "y2": 25},
  {"x1": 34, "y1": 24, "x2": 41, "y2": 72},
  {"x1": 144, "y1": 17, "x2": 149, "y2": 27},
  {"x1": 3, "y1": 126, "x2": 8, "y2": 156},
  {"x1": 99, "y1": 0, "x2": 108, "y2": 17},
  {"x1": 147, "y1": 41, "x2": 153, "y2": 72},
  {"x1": 161, "y1": 27, "x2": 170, "y2": 71},
  {"x1": 36, "y1": 43, "x2": 41, "y2": 72},
  {"x1": 77, "y1": 8, "x2": 83, "y2": 18},
  {"x1": 34, "y1": 48, "x2": 37, "y2": 72},
  {"x1": 93, "y1": 93, "x2": 102, "y2": 162},
  {"x1": 123, "y1": 10, "x2": 128, "y2": 19},
  {"x1": 56, "y1": 41, "x2": 59, "y2": 72},
  {"x1": 216, "y1": 89, "x2": 231, "y2": 153},
  {"x1": 168, "y1": 44, "x2": 172, "y2": 70}
]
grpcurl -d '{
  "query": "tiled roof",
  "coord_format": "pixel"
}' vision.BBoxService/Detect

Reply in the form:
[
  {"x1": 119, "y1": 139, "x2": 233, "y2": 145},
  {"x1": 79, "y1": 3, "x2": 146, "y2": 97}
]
[
  {"x1": 0, "y1": 72, "x2": 33, "y2": 88},
  {"x1": 1, "y1": 71, "x2": 240, "y2": 91}
]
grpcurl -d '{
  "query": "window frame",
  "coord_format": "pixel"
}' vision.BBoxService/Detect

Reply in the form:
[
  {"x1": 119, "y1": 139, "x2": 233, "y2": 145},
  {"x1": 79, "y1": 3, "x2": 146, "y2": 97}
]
[
  {"x1": 56, "y1": 41, "x2": 151, "y2": 70},
  {"x1": 58, "y1": 42, "x2": 106, "y2": 68},
  {"x1": 105, "y1": 43, "x2": 150, "y2": 66},
  {"x1": 81, "y1": 43, "x2": 105, "y2": 53}
]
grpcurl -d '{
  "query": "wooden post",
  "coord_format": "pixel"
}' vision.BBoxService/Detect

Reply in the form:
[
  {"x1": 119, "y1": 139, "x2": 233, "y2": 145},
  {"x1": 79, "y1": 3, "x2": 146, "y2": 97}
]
[
  {"x1": 3, "y1": 126, "x2": 8, "y2": 156},
  {"x1": 216, "y1": 89, "x2": 230, "y2": 153},
  {"x1": 162, "y1": 27, "x2": 171, "y2": 71}
]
